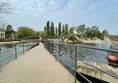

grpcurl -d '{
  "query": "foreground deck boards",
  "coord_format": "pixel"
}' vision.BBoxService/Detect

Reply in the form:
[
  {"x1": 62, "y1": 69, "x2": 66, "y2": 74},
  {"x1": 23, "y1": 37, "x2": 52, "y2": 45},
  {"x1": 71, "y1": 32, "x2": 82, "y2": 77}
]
[{"x1": 0, "y1": 44, "x2": 76, "y2": 83}]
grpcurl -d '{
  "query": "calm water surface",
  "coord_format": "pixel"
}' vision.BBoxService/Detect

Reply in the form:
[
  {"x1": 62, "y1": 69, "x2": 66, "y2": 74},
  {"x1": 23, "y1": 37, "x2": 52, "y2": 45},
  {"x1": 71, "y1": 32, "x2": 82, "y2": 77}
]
[{"x1": 0, "y1": 42, "x2": 37, "y2": 68}]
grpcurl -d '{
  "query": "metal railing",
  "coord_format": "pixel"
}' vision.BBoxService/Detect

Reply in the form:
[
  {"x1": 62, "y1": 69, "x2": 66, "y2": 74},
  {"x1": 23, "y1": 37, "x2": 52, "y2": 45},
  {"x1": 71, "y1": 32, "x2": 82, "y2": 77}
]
[
  {"x1": 44, "y1": 41, "x2": 118, "y2": 83},
  {"x1": 0, "y1": 42, "x2": 38, "y2": 69}
]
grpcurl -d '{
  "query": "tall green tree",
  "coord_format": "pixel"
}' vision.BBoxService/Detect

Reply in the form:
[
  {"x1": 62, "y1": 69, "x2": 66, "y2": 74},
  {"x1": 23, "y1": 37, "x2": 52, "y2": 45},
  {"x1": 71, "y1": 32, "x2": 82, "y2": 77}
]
[
  {"x1": 62, "y1": 25, "x2": 65, "y2": 33},
  {"x1": 46, "y1": 21, "x2": 50, "y2": 36},
  {"x1": 50, "y1": 21, "x2": 54, "y2": 36},
  {"x1": 55, "y1": 27, "x2": 57, "y2": 36},
  {"x1": 65, "y1": 23, "x2": 68, "y2": 35},
  {"x1": 58, "y1": 22, "x2": 61, "y2": 36}
]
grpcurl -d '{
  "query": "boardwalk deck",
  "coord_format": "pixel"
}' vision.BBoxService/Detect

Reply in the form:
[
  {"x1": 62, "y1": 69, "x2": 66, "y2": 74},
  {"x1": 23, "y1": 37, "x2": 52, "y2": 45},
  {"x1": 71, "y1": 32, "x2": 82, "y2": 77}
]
[{"x1": 0, "y1": 44, "x2": 77, "y2": 83}]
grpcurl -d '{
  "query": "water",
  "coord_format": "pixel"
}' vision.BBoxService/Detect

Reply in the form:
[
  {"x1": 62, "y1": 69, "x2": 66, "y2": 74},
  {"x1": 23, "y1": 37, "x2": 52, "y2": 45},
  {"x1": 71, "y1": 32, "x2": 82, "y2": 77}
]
[
  {"x1": 0, "y1": 42, "x2": 37, "y2": 69},
  {"x1": 49, "y1": 40, "x2": 111, "y2": 65},
  {"x1": 95, "y1": 38, "x2": 111, "y2": 49},
  {"x1": 49, "y1": 40, "x2": 113, "y2": 64},
  {"x1": 45, "y1": 41, "x2": 118, "y2": 82}
]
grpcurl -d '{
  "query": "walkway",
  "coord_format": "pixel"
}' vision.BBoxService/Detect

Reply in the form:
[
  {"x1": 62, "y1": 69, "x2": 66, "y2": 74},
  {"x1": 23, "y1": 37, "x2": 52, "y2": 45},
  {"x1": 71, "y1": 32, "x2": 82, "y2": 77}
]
[{"x1": 0, "y1": 44, "x2": 76, "y2": 83}]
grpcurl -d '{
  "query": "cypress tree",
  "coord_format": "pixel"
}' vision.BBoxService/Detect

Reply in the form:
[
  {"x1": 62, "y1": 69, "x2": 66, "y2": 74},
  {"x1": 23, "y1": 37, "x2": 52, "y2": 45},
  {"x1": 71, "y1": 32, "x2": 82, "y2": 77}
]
[
  {"x1": 50, "y1": 21, "x2": 54, "y2": 36},
  {"x1": 46, "y1": 21, "x2": 50, "y2": 36},
  {"x1": 62, "y1": 25, "x2": 65, "y2": 33},
  {"x1": 58, "y1": 22, "x2": 61, "y2": 36},
  {"x1": 55, "y1": 27, "x2": 57, "y2": 36},
  {"x1": 65, "y1": 23, "x2": 68, "y2": 35}
]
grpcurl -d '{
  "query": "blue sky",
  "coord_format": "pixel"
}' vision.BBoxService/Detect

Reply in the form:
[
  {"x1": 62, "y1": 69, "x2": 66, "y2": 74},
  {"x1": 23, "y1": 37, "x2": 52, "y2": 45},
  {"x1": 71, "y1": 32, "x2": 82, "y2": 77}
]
[{"x1": 3, "y1": 0, "x2": 118, "y2": 34}]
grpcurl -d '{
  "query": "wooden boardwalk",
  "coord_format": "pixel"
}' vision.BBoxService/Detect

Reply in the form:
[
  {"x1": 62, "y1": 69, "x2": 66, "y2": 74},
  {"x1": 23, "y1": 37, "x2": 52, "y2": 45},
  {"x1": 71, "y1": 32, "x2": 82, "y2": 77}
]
[{"x1": 0, "y1": 44, "x2": 77, "y2": 83}]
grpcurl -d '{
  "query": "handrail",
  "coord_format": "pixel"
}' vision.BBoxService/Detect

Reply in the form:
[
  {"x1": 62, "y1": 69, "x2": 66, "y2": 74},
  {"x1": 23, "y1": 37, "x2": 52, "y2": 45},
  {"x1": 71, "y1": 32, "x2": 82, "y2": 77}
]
[
  {"x1": 82, "y1": 61, "x2": 118, "y2": 79},
  {"x1": 57, "y1": 42, "x2": 118, "y2": 53},
  {"x1": 44, "y1": 41, "x2": 118, "y2": 83},
  {"x1": 0, "y1": 42, "x2": 38, "y2": 69},
  {"x1": 58, "y1": 56, "x2": 92, "y2": 83}
]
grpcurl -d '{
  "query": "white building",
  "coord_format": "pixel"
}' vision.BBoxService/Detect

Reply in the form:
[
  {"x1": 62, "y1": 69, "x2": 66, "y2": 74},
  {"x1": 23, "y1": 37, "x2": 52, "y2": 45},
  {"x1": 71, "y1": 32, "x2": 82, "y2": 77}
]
[{"x1": 0, "y1": 27, "x2": 5, "y2": 38}]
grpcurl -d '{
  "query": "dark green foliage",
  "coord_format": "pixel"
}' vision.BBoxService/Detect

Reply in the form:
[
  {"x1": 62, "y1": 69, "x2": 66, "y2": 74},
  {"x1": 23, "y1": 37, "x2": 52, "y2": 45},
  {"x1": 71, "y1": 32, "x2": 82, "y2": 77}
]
[
  {"x1": 69, "y1": 27, "x2": 74, "y2": 34},
  {"x1": 17, "y1": 26, "x2": 34, "y2": 39},
  {"x1": 58, "y1": 22, "x2": 61, "y2": 36},
  {"x1": 67, "y1": 34, "x2": 77, "y2": 40},
  {"x1": 65, "y1": 23, "x2": 68, "y2": 35},
  {"x1": 46, "y1": 21, "x2": 50, "y2": 36},
  {"x1": 55, "y1": 27, "x2": 57, "y2": 36},
  {"x1": 62, "y1": 25, "x2": 65, "y2": 33},
  {"x1": 43, "y1": 21, "x2": 108, "y2": 40},
  {"x1": 102, "y1": 29, "x2": 108, "y2": 36},
  {"x1": 39, "y1": 31, "x2": 47, "y2": 39},
  {"x1": 44, "y1": 26, "x2": 47, "y2": 33},
  {"x1": 50, "y1": 21, "x2": 55, "y2": 36},
  {"x1": 76, "y1": 25, "x2": 108, "y2": 39},
  {"x1": 76, "y1": 24, "x2": 86, "y2": 37},
  {"x1": 5, "y1": 25, "x2": 14, "y2": 38}
]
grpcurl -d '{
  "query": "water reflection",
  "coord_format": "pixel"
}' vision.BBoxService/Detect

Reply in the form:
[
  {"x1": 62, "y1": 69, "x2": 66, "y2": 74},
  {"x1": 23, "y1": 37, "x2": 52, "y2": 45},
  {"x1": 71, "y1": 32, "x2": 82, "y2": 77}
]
[
  {"x1": 47, "y1": 42, "x2": 110, "y2": 64},
  {"x1": 45, "y1": 41, "x2": 118, "y2": 82},
  {"x1": 6, "y1": 44, "x2": 14, "y2": 49}
]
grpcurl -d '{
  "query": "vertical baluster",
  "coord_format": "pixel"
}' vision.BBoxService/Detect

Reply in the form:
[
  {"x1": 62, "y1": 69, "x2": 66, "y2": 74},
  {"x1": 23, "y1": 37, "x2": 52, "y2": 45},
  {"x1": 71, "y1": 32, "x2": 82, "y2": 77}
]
[
  {"x1": 23, "y1": 43, "x2": 24, "y2": 53},
  {"x1": 56, "y1": 43, "x2": 58, "y2": 61},
  {"x1": 27, "y1": 42, "x2": 28, "y2": 51},
  {"x1": 74, "y1": 46, "x2": 77, "y2": 83},
  {"x1": 15, "y1": 44, "x2": 17, "y2": 59}
]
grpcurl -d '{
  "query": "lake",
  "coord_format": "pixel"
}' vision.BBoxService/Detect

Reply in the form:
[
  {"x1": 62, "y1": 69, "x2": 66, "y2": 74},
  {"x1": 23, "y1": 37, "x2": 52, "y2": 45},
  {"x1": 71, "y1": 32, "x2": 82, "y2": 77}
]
[{"x1": 0, "y1": 42, "x2": 37, "y2": 69}]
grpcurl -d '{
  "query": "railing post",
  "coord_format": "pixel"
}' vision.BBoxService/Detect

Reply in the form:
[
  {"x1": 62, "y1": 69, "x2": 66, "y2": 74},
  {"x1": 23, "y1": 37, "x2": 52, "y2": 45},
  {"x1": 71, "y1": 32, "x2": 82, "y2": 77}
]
[
  {"x1": 23, "y1": 43, "x2": 24, "y2": 53},
  {"x1": 74, "y1": 46, "x2": 77, "y2": 83},
  {"x1": 56, "y1": 43, "x2": 58, "y2": 61},
  {"x1": 15, "y1": 44, "x2": 17, "y2": 59},
  {"x1": 27, "y1": 42, "x2": 28, "y2": 51}
]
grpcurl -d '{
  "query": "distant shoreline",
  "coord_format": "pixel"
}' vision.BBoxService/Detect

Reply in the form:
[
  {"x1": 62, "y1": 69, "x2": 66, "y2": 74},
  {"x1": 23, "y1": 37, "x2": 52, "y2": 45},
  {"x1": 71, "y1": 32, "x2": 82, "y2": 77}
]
[
  {"x1": 0, "y1": 39, "x2": 118, "y2": 45},
  {"x1": 82, "y1": 40, "x2": 118, "y2": 45},
  {"x1": 0, "y1": 41, "x2": 20, "y2": 45}
]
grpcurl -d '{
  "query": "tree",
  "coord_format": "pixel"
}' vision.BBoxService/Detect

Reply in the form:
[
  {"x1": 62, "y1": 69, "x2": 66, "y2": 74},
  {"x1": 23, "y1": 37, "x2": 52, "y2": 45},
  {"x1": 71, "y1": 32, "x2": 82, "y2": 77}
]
[
  {"x1": 55, "y1": 27, "x2": 57, "y2": 36},
  {"x1": 76, "y1": 24, "x2": 86, "y2": 39},
  {"x1": 50, "y1": 21, "x2": 54, "y2": 36},
  {"x1": 85, "y1": 25, "x2": 103, "y2": 39},
  {"x1": 39, "y1": 31, "x2": 47, "y2": 39},
  {"x1": 0, "y1": 1, "x2": 11, "y2": 18},
  {"x1": 17, "y1": 26, "x2": 34, "y2": 39},
  {"x1": 5, "y1": 24, "x2": 14, "y2": 38},
  {"x1": 65, "y1": 23, "x2": 68, "y2": 35},
  {"x1": 86, "y1": 27, "x2": 91, "y2": 38},
  {"x1": 90, "y1": 25, "x2": 100, "y2": 38},
  {"x1": 46, "y1": 21, "x2": 50, "y2": 36},
  {"x1": 102, "y1": 29, "x2": 108, "y2": 36},
  {"x1": 69, "y1": 26, "x2": 74, "y2": 34},
  {"x1": 62, "y1": 25, "x2": 65, "y2": 33},
  {"x1": 58, "y1": 22, "x2": 61, "y2": 36}
]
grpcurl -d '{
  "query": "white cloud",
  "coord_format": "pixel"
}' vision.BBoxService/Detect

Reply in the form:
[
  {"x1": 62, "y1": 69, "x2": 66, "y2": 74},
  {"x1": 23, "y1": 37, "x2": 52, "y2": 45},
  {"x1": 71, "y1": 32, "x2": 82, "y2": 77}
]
[{"x1": 4, "y1": 0, "x2": 118, "y2": 34}]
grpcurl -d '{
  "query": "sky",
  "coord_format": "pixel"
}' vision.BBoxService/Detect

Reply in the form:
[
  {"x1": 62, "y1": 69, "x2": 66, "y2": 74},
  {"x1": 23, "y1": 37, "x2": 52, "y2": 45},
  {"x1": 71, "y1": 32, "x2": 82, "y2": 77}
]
[{"x1": 2, "y1": 0, "x2": 118, "y2": 34}]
